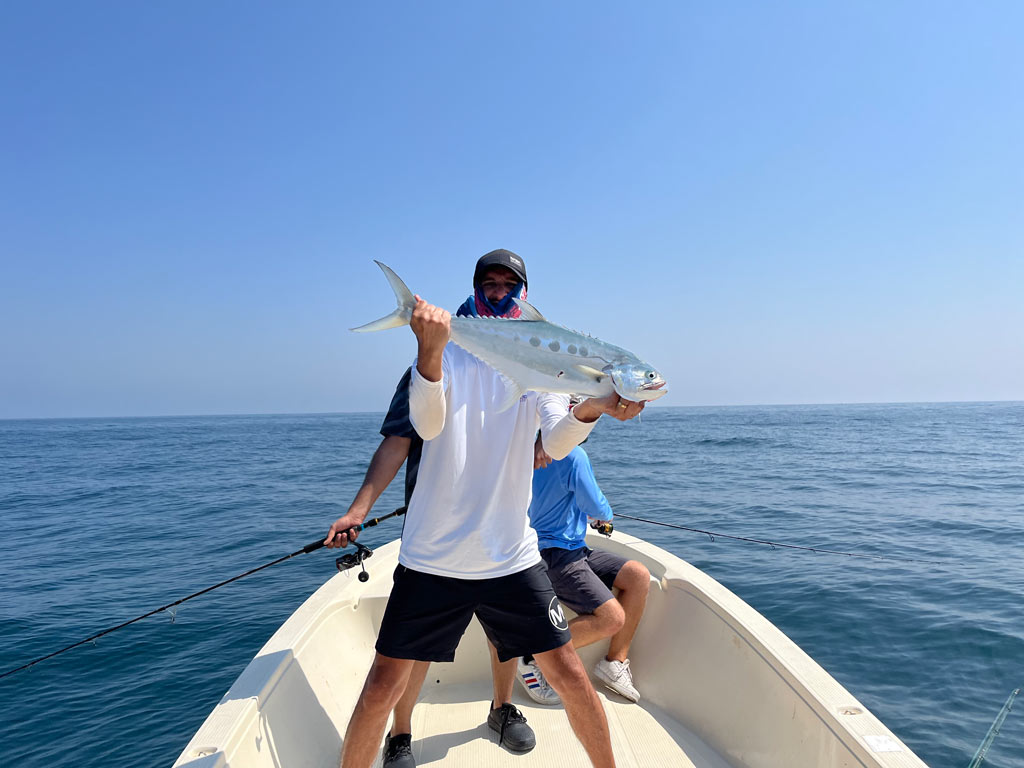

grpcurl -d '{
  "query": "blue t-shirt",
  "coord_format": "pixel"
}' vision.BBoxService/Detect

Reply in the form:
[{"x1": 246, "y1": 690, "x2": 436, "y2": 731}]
[{"x1": 528, "y1": 446, "x2": 613, "y2": 551}]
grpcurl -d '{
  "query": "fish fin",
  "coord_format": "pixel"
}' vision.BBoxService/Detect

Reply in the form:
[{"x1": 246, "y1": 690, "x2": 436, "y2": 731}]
[
  {"x1": 574, "y1": 364, "x2": 609, "y2": 382},
  {"x1": 495, "y1": 378, "x2": 525, "y2": 412},
  {"x1": 512, "y1": 298, "x2": 547, "y2": 322},
  {"x1": 350, "y1": 310, "x2": 411, "y2": 332},
  {"x1": 350, "y1": 261, "x2": 416, "y2": 332}
]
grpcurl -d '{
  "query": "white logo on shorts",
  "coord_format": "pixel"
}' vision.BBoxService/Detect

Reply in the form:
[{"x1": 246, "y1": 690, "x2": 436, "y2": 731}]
[{"x1": 547, "y1": 597, "x2": 568, "y2": 630}]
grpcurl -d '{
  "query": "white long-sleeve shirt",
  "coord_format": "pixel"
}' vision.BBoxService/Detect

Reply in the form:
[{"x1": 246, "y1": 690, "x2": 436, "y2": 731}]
[{"x1": 402, "y1": 342, "x2": 596, "y2": 578}]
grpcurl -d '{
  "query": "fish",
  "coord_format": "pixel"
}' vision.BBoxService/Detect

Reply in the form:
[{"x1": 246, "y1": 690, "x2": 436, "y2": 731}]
[{"x1": 352, "y1": 261, "x2": 668, "y2": 411}]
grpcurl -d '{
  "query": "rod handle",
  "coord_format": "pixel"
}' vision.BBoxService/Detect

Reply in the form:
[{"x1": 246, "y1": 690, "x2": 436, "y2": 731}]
[{"x1": 312, "y1": 507, "x2": 407, "y2": 552}]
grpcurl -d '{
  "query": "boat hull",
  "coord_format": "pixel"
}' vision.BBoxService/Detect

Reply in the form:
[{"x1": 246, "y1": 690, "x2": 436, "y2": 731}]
[{"x1": 173, "y1": 531, "x2": 928, "y2": 767}]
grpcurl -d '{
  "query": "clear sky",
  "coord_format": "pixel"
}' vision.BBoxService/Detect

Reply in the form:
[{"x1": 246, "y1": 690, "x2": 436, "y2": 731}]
[{"x1": 2, "y1": 2, "x2": 1022, "y2": 418}]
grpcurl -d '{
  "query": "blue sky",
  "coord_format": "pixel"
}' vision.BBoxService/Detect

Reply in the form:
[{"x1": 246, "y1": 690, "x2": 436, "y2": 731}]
[{"x1": 2, "y1": 2, "x2": 1022, "y2": 418}]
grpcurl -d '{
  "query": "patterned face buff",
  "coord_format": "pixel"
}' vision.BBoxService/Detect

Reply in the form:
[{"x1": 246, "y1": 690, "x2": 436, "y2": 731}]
[{"x1": 456, "y1": 283, "x2": 527, "y2": 318}]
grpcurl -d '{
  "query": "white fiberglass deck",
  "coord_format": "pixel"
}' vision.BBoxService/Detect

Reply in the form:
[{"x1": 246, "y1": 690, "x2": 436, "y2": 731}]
[
  {"x1": 393, "y1": 679, "x2": 729, "y2": 768},
  {"x1": 173, "y1": 532, "x2": 929, "y2": 768}
]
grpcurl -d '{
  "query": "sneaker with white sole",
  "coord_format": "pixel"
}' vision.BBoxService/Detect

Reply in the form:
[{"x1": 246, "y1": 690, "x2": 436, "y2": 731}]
[
  {"x1": 516, "y1": 657, "x2": 561, "y2": 705},
  {"x1": 593, "y1": 658, "x2": 640, "y2": 702}
]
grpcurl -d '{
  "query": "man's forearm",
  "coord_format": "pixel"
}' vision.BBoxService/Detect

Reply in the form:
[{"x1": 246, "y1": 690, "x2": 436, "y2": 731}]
[
  {"x1": 409, "y1": 367, "x2": 446, "y2": 440},
  {"x1": 348, "y1": 435, "x2": 412, "y2": 518},
  {"x1": 570, "y1": 398, "x2": 608, "y2": 423},
  {"x1": 542, "y1": 410, "x2": 597, "y2": 460},
  {"x1": 572, "y1": 392, "x2": 645, "y2": 426},
  {"x1": 416, "y1": 344, "x2": 444, "y2": 383}
]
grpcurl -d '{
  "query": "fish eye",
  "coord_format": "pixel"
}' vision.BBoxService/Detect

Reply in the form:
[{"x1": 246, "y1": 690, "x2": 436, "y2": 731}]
[{"x1": 647, "y1": 372, "x2": 656, "y2": 379}]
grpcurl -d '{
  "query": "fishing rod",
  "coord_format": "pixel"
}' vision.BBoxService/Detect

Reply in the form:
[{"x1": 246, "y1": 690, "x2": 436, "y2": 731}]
[
  {"x1": 609, "y1": 512, "x2": 942, "y2": 566},
  {"x1": 0, "y1": 506, "x2": 407, "y2": 681},
  {"x1": 968, "y1": 687, "x2": 1020, "y2": 768}
]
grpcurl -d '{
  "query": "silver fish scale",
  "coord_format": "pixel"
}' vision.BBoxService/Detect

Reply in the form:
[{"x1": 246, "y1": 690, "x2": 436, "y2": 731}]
[{"x1": 448, "y1": 315, "x2": 639, "y2": 398}]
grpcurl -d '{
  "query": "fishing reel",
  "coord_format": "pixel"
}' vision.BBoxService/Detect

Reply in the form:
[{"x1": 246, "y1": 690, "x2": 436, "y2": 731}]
[
  {"x1": 336, "y1": 541, "x2": 374, "y2": 582},
  {"x1": 590, "y1": 520, "x2": 614, "y2": 537}
]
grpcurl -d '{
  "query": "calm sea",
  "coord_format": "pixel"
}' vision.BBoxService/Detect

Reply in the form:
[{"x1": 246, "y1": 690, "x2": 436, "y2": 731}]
[{"x1": 1, "y1": 404, "x2": 1022, "y2": 768}]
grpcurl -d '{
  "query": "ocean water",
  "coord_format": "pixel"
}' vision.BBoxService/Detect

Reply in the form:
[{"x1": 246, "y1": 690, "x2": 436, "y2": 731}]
[{"x1": 1, "y1": 403, "x2": 1022, "y2": 768}]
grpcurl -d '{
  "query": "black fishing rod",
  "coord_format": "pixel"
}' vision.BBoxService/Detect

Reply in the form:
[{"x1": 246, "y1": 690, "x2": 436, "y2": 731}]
[
  {"x1": 609, "y1": 512, "x2": 942, "y2": 566},
  {"x1": 0, "y1": 506, "x2": 406, "y2": 681}
]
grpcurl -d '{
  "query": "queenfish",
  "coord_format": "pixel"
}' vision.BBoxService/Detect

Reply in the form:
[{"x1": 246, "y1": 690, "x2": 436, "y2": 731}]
[{"x1": 352, "y1": 261, "x2": 668, "y2": 410}]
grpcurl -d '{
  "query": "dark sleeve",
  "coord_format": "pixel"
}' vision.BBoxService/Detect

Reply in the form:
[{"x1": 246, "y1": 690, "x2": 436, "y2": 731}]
[{"x1": 380, "y1": 368, "x2": 419, "y2": 439}]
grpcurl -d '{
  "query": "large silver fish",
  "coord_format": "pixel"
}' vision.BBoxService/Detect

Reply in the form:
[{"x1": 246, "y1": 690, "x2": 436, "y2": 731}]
[{"x1": 353, "y1": 261, "x2": 668, "y2": 410}]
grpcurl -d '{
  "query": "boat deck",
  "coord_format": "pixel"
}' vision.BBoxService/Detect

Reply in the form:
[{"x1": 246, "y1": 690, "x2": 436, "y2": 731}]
[
  {"x1": 174, "y1": 534, "x2": 930, "y2": 768},
  {"x1": 397, "y1": 679, "x2": 731, "y2": 768}
]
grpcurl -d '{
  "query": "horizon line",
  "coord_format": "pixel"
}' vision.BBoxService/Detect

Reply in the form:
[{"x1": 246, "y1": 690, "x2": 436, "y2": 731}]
[{"x1": 2, "y1": 399, "x2": 1022, "y2": 422}]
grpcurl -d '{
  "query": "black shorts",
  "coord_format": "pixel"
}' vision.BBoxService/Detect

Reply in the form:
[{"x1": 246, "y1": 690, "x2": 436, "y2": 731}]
[
  {"x1": 375, "y1": 562, "x2": 573, "y2": 663},
  {"x1": 540, "y1": 546, "x2": 627, "y2": 615}
]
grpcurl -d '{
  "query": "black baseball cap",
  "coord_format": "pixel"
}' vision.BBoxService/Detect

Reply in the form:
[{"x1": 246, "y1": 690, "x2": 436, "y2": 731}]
[{"x1": 474, "y1": 249, "x2": 527, "y2": 288}]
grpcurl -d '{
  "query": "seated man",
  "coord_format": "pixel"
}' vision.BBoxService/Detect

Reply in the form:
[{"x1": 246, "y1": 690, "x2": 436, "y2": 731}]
[{"x1": 519, "y1": 433, "x2": 651, "y2": 704}]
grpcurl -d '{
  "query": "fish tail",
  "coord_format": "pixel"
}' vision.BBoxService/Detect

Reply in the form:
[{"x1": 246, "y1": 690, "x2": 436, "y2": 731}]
[{"x1": 350, "y1": 261, "x2": 416, "y2": 332}]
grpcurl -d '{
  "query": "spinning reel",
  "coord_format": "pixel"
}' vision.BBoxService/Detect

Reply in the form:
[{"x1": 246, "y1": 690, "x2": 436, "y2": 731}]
[
  {"x1": 336, "y1": 541, "x2": 374, "y2": 582},
  {"x1": 330, "y1": 506, "x2": 406, "y2": 583}
]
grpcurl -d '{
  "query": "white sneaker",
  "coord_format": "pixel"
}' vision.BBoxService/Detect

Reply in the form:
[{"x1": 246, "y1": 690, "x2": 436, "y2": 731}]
[
  {"x1": 516, "y1": 657, "x2": 561, "y2": 705},
  {"x1": 593, "y1": 658, "x2": 640, "y2": 702}
]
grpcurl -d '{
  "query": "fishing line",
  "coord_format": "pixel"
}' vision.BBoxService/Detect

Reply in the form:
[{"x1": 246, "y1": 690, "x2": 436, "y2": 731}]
[
  {"x1": 612, "y1": 512, "x2": 942, "y2": 565},
  {"x1": 0, "y1": 507, "x2": 406, "y2": 681}
]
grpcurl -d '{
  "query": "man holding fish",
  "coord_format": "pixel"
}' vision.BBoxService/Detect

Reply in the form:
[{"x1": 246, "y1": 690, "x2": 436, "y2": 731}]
[
  {"x1": 329, "y1": 249, "x2": 664, "y2": 768},
  {"x1": 329, "y1": 251, "x2": 548, "y2": 766}
]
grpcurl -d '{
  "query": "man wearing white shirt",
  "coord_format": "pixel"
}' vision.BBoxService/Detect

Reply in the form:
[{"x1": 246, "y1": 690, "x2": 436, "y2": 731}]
[{"x1": 332, "y1": 253, "x2": 644, "y2": 768}]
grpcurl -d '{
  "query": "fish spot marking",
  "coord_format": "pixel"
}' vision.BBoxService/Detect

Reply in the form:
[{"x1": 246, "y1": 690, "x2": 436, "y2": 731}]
[
  {"x1": 548, "y1": 340, "x2": 560, "y2": 351},
  {"x1": 530, "y1": 337, "x2": 541, "y2": 347},
  {"x1": 568, "y1": 344, "x2": 577, "y2": 355},
  {"x1": 579, "y1": 346, "x2": 588, "y2": 356}
]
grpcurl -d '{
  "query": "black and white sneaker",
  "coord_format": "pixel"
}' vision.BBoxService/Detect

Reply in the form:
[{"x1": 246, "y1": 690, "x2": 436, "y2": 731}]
[
  {"x1": 486, "y1": 703, "x2": 537, "y2": 753},
  {"x1": 382, "y1": 732, "x2": 416, "y2": 768}
]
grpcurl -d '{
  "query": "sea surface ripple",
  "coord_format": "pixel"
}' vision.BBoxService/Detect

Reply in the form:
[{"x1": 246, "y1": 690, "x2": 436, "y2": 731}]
[{"x1": 1, "y1": 403, "x2": 1022, "y2": 767}]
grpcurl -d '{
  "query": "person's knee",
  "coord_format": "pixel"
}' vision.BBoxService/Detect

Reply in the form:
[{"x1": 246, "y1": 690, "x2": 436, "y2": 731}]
[
  {"x1": 361, "y1": 657, "x2": 413, "y2": 711},
  {"x1": 535, "y1": 644, "x2": 588, "y2": 692},
  {"x1": 615, "y1": 560, "x2": 651, "y2": 595},
  {"x1": 594, "y1": 599, "x2": 625, "y2": 636}
]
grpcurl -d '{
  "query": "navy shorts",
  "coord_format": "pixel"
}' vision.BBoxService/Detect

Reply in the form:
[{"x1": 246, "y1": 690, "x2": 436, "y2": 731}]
[
  {"x1": 540, "y1": 547, "x2": 628, "y2": 615},
  {"x1": 376, "y1": 562, "x2": 573, "y2": 663}
]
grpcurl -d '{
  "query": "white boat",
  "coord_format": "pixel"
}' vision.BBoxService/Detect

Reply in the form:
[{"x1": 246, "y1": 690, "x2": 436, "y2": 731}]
[{"x1": 172, "y1": 530, "x2": 929, "y2": 767}]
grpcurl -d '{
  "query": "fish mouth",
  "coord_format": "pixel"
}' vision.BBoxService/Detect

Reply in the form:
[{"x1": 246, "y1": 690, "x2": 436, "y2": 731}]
[{"x1": 639, "y1": 380, "x2": 668, "y2": 401}]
